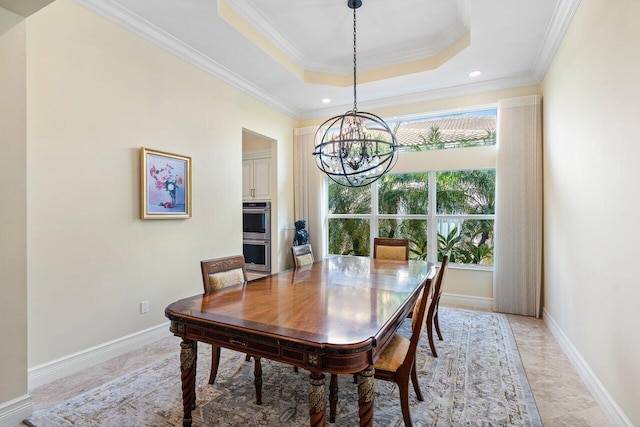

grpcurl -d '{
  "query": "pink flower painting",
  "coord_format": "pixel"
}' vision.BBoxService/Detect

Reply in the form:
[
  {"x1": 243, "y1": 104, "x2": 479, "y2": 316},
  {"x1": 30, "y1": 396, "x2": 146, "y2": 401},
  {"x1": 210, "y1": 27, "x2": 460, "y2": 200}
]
[{"x1": 145, "y1": 151, "x2": 188, "y2": 215}]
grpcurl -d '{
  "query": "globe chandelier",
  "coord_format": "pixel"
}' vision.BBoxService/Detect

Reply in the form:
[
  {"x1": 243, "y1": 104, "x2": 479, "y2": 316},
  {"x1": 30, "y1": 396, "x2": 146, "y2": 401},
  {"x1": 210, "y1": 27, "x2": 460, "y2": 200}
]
[{"x1": 313, "y1": 0, "x2": 398, "y2": 188}]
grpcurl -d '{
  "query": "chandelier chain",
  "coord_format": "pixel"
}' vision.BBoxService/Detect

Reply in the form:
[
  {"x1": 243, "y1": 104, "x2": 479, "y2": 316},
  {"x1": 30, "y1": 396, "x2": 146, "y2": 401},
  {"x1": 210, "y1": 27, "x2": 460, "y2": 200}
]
[{"x1": 353, "y1": 6, "x2": 357, "y2": 112}]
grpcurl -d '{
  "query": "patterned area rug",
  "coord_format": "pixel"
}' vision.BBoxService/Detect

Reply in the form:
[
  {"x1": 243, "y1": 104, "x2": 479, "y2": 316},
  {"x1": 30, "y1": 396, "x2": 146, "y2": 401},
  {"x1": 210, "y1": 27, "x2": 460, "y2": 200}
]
[{"x1": 25, "y1": 308, "x2": 542, "y2": 426}]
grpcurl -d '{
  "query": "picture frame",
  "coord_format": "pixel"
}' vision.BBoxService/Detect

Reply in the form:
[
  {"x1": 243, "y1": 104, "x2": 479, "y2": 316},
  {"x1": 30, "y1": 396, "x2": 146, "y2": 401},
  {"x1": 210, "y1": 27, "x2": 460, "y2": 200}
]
[{"x1": 140, "y1": 147, "x2": 192, "y2": 219}]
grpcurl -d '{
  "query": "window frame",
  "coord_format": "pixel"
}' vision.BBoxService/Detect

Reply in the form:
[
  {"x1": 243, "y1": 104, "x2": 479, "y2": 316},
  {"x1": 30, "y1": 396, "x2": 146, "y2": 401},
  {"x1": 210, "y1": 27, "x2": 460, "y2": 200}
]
[{"x1": 325, "y1": 170, "x2": 494, "y2": 270}]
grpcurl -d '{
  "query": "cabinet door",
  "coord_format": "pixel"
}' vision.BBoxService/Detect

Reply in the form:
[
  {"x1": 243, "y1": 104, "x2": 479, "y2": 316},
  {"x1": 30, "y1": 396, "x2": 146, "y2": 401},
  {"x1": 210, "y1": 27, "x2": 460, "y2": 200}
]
[
  {"x1": 252, "y1": 158, "x2": 271, "y2": 199},
  {"x1": 242, "y1": 159, "x2": 253, "y2": 199}
]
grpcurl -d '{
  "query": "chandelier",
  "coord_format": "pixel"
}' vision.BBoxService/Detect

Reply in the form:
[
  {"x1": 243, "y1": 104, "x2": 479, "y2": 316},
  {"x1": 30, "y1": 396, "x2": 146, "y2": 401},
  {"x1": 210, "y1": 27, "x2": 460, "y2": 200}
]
[{"x1": 313, "y1": 0, "x2": 398, "y2": 188}]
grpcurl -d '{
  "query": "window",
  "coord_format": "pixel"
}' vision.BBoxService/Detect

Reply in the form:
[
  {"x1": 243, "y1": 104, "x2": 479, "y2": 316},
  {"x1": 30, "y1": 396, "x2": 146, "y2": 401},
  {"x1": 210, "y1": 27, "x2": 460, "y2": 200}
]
[
  {"x1": 325, "y1": 107, "x2": 496, "y2": 267},
  {"x1": 327, "y1": 170, "x2": 495, "y2": 266},
  {"x1": 393, "y1": 108, "x2": 497, "y2": 151}
]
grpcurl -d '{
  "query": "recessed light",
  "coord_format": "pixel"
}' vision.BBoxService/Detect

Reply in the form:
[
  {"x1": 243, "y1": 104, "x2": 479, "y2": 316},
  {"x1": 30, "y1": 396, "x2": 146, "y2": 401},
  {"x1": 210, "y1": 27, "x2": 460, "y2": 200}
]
[
  {"x1": 321, "y1": 98, "x2": 331, "y2": 103},
  {"x1": 468, "y1": 71, "x2": 482, "y2": 77}
]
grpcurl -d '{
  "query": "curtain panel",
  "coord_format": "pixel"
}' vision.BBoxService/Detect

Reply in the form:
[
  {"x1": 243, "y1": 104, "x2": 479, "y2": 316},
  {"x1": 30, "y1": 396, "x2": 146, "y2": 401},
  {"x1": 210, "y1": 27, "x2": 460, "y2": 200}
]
[
  {"x1": 493, "y1": 95, "x2": 543, "y2": 317},
  {"x1": 293, "y1": 126, "x2": 325, "y2": 257}
]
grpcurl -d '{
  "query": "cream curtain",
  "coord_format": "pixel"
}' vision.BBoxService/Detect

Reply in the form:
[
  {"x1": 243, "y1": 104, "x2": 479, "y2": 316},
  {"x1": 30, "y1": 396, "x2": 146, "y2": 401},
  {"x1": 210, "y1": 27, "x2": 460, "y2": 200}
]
[
  {"x1": 493, "y1": 95, "x2": 543, "y2": 317},
  {"x1": 293, "y1": 126, "x2": 325, "y2": 257}
]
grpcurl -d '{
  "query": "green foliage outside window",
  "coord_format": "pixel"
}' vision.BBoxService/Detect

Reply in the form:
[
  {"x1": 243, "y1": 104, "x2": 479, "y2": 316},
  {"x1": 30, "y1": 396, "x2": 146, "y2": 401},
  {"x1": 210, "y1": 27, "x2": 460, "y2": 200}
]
[{"x1": 327, "y1": 169, "x2": 495, "y2": 266}]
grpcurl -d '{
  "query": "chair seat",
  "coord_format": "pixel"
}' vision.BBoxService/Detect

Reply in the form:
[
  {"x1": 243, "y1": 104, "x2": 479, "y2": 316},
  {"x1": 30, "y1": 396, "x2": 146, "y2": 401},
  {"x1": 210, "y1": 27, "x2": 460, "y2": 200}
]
[{"x1": 374, "y1": 333, "x2": 410, "y2": 373}]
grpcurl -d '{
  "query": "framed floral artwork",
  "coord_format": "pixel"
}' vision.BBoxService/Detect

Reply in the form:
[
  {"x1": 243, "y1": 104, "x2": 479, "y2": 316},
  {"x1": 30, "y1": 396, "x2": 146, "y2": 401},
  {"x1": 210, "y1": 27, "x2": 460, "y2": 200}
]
[{"x1": 140, "y1": 147, "x2": 192, "y2": 219}]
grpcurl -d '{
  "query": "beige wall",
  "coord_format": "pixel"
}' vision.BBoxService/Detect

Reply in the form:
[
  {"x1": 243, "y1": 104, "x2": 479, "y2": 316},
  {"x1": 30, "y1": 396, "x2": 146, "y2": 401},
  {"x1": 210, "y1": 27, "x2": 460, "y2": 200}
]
[
  {"x1": 0, "y1": 7, "x2": 28, "y2": 405},
  {"x1": 25, "y1": 0, "x2": 295, "y2": 367},
  {"x1": 542, "y1": 0, "x2": 640, "y2": 424}
]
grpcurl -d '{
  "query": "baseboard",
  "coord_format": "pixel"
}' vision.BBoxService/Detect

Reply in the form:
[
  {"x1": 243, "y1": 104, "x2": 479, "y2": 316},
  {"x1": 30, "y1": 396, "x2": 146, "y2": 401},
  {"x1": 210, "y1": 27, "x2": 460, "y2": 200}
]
[
  {"x1": 542, "y1": 308, "x2": 633, "y2": 427},
  {"x1": 28, "y1": 322, "x2": 171, "y2": 390},
  {"x1": 0, "y1": 395, "x2": 32, "y2": 427},
  {"x1": 440, "y1": 292, "x2": 493, "y2": 310}
]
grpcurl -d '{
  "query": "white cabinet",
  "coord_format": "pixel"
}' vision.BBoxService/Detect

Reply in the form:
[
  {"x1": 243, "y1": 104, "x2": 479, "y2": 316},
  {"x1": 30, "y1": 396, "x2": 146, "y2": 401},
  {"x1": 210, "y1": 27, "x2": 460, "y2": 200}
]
[{"x1": 242, "y1": 157, "x2": 271, "y2": 200}]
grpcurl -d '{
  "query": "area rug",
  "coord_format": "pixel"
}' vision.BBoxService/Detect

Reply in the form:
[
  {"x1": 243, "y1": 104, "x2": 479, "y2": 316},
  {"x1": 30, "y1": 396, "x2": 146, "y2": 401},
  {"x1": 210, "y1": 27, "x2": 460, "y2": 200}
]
[{"x1": 24, "y1": 307, "x2": 542, "y2": 426}]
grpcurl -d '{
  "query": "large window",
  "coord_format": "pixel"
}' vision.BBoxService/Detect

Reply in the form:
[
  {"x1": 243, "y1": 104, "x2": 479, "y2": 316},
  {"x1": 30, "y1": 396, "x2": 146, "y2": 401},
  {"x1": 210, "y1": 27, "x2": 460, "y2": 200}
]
[
  {"x1": 325, "y1": 107, "x2": 496, "y2": 267},
  {"x1": 327, "y1": 169, "x2": 495, "y2": 266}
]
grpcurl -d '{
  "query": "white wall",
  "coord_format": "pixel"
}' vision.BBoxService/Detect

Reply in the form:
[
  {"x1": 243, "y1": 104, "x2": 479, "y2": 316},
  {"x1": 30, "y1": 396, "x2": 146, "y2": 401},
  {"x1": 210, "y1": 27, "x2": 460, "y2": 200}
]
[
  {"x1": 25, "y1": 0, "x2": 296, "y2": 369},
  {"x1": 542, "y1": 0, "x2": 640, "y2": 424}
]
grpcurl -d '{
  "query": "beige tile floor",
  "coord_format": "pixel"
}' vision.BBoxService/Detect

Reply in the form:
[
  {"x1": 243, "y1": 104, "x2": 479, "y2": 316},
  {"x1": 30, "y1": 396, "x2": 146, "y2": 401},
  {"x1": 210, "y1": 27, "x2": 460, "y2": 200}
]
[{"x1": 23, "y1": 309, "x2": 611, "y2": 426}]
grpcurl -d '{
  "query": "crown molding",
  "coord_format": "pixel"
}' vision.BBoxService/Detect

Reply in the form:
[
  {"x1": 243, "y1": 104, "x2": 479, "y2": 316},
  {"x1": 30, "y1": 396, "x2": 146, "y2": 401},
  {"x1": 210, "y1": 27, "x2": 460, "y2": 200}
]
[
  {"x1": 72, "y1": 0, "x2": 575, "y2": 122},
  {"x1": 531, "y1": 0, "x2": 582, "y2": 80},
  {"x1": 73, "y1": 0, "x2": 301, "y2": 119},
  {"x1": 226, "y1": 0, "x2": 469, "y2": 75}
]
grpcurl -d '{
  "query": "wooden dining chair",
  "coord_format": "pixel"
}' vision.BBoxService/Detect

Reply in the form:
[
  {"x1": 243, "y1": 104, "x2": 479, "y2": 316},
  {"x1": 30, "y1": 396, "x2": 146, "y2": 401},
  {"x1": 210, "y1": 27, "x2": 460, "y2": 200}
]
[
  {"x1": 374, "y1": 238, "x2": 411, "y2": 324},
  {"x1": 291, "y1": 243, "x2": 314, "y2": 267},
  {"x1": 200, "y1": 255, "x2": 264, "y2": 404},
  {"x1": 373, "y1": 237, "x2": 410, "y2": 261},
  {"x1": 373, "y1": 275, "x2": 435, "y2": 427},
  {"x1": 426, "y1": 255, "x2": 450, "y2": 357}
]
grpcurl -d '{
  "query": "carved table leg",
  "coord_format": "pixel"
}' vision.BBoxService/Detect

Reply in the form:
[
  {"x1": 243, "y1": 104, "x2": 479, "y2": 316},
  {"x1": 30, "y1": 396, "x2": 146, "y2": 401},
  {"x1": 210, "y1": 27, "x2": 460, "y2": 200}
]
[
  {"x1": 180, "y1": 339, "x2": 197, "y2": 427},
  {"x1": 329, "y1": 373, "x2": 338, "y2": 423},
  {"x1": 309, "y1": 371, "x2": 326, "y2": 427},
  {"x1": 254, "y1": 356, "x2": 263, "y2": 405},
  {"x1": 357, "y1": 365, "x2": 374, "y2": 427}
]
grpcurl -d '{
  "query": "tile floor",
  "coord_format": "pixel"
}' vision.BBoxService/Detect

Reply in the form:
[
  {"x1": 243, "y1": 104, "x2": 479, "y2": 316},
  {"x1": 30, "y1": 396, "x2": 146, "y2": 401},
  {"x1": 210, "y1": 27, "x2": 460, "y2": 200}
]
[{"x1": 22, "y1": 309, "x2": 611, "y2": 426}]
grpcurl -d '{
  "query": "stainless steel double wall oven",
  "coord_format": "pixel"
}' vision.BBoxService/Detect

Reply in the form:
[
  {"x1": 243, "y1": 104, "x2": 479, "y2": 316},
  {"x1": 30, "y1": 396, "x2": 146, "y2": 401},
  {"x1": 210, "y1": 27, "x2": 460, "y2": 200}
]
[{"x1": 242, "y1": 202, "x2": 271, "y2": 274}]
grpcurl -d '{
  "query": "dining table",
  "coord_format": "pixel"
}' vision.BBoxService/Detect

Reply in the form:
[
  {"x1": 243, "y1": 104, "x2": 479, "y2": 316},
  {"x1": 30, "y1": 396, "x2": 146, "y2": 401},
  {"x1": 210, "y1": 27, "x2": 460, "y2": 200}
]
[{"x1": 165, "y1": 255, "x2": 435, "y2": 426}]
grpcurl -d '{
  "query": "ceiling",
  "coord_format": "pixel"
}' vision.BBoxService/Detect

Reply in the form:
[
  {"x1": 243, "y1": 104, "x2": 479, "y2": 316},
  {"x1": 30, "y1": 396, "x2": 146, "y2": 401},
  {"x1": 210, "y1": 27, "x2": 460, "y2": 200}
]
[{"x1": 73, "y1": 0, "x2": 579, "y2": 119}]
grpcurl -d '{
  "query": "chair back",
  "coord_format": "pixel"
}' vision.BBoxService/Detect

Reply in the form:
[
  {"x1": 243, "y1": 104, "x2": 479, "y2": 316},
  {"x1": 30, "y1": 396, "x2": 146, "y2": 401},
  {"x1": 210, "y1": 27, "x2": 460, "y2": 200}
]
[
  {"x1": 200, "y1": 255, "x2": 247, "y2": 294},
  {"x1": 292, "y1": 244, "x2": 314, "y2": 268},
  {"x1": 373, "y1": 237, "x2": 409, "y2": 261},
  {"x1": 403, "y1": 277, "x2": 434, "y2": 369},
  {"x1": 431, "y1": 255, "x2": 450, "y2": 307}
]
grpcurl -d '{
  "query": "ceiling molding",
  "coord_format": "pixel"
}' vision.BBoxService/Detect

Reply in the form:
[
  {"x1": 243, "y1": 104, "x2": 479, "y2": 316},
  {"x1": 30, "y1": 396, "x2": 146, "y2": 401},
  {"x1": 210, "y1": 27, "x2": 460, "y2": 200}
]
[
  {"x1": 223, "y1": 0, "x2": 312, "y2": 71},
  {"x1": 225, "y1": 0, "x2": 470, "y2": 75},
  {"x1": 73, "y1": 0, "x2": 300, "y2": 119},
  {"x1": 71, "y1": 0, "x2": 573, "y2": 121},
  {"x1": 531, "y1": 0, "x2": 582, "y2": 80}
]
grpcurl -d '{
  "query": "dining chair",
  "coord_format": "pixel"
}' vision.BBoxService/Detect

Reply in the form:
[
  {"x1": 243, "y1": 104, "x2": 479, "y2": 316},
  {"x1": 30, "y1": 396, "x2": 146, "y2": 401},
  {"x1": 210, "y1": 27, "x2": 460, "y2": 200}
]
[
  {"x1": 374, "y1": 238, "x2": 410, "y2": 324},
  {"x1": 373, "y1": 275, "x2": 435, "y2": 427},
  {"x1": 291, "y1": 243, "x2": 314, "y2": 267},
  {"x1": 373, "y1": 237, "x2": 410, "y2": 261},
  {"x1": 426, "y1": 255, "x2": 450, "y2": 357},
  {"x1": 200, "y1": 255, "x2": 264, "y2": 404}
]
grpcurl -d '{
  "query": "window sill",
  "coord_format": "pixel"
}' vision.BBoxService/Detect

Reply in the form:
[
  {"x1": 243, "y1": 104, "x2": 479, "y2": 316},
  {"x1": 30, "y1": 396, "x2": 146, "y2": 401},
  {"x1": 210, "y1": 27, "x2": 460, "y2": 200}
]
[{"x1": 446, "y1": 263, "x2": 493, "y2": 272}]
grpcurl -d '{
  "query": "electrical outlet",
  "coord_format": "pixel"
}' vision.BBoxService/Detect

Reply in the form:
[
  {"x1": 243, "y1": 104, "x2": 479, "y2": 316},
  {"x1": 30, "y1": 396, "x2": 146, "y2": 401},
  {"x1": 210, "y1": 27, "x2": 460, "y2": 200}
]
[{"x1": 140, "y1": 301, "x2": 149, "y2": 314}]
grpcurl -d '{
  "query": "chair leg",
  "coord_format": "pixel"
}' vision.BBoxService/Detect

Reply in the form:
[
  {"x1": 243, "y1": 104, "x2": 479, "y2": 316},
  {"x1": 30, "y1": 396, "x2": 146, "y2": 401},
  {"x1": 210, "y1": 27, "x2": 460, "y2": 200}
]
[
  {"x1": 434, "y1": 308, "x2": 443, "y2": 341},
  {"x1": 398, "y1": 376, "x2": 413, "y2": 427},
  {"x1": 410, "y1": 359, "x2": 424, "y2": 401},
  {"x1": 329, "y1": 373, "x2": 338, "y2": 423},
  {"x1": 208, "y1": 345, "x2": 221, "y2": 384},
  {"x1": 245, "y1": 354, "x2": 251, "y2": 362},
  {"x1": 294, "y1": 366, "x2": 299, "y2": 373},
  {"x1": 427, "y1": 315, "x2": 438, "y2": 357},
  {"x1": 254, "y1": 357, "x2": 263, "y2": 405}
]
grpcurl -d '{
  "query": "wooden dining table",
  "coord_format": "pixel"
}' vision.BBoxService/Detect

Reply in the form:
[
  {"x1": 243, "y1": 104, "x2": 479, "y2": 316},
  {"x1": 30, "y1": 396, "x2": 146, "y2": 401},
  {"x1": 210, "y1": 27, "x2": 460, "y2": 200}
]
[{"x1": 165, "y1": 255, "x2": 435, "y2": 426}]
